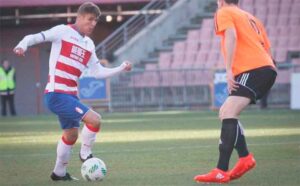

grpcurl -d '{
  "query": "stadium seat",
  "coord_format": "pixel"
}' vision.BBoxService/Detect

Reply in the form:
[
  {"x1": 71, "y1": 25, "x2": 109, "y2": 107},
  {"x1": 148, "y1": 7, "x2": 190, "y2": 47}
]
[
  {"x1": 292, "y1": 58, "x2": 300, "y2": 65},
  {"x1": 256, "y1": 13, "x2": 267, "y2": 24},
  {"x1": 266, "y1": 26, "x2": 278, "y2": 38},
  {"x1": 172, "y1": 53, "x2": 185, "y2": 67},
  {"x1": 184, "y1": 52, "x2": 197, "y2": 64},
  {"x1": 145, "y1": 64, "x2": 158, "y2": 71},
  {"x1": 196, "y1": 51, "x2": 208, "y2": 64},
  {"x1": 242, "y1": 0, "x2": 254, "y2": 6},
  {"x1": 269, "y1": 37, "x2": 277, "y2": 49},
  {"x1": 278, "y1": 16, "x2": 289, "y2": 26},
  {"x1": 266, "y1": 15, "x2": 277, "y2": 26},
  {"x1": 186, "y1": 41, "x2": 199, "y2": 53},
  {"x1": 289, "y1": 26, "x2": 300, "y2": 36},
  {"x1": 173, "y1": 41, "x2": 186, "y2": 54},
  {"x1": 289, "y1": 17, "x2": 300, "y2": 26},
  {"x1": 288, "y1": 37, "x2": 300, "y2": 51},
  {"x1": 290, "y1": 4, "x2": 300, "y2": 16},
  {"x1": 267, "y1": 0, "x2": 280, "y2": 5},
  {"x1": 200, "y1": 28, "x2": 213, "y2": 41},
  {"x1": 276, "y1": 69, "x2": 291, "y2": 84},
  {"x1": 284, "y1": 0, "x2": 294, "y2": 4},
  {"x1": 255, "y1": 6, "x2": 268, "y2": 17},
  {"x1": 171, "y1": 70, "x2": 186, "y2": 86},
  {"x1": 158, "y1": 52, "x2": 172, "y2": 69},
  {"x1": 159, "y1": 71, "x2": 172, "y2": 87},
  {"x1": 187, "y1": 30, "x2": 200, "y2": 42},
  {"x1": 207, "y1": 52, "x2": 220, "y2": 65},
  {"x1": 274, "y1": 49, "x2": 288, "y2": 62},
  {"x1": 276, "y1": 37, "x2": 289, "y2": 48},
  {"x1": 143, "y1": 71, "x2": 160, "y2": 87},
  {"x1": 131, "y1": 73, "x2": 145, "y2": 87},
  {"x1": 267, "y1": 5, "x2": 280, "y2": 16},
  {"x1": 279, "y1": 4, "x2": 291, "y2": 16},
  {"x1": 201, "y1": 18, "x2": 214, "y2": 29},
  {"x1": 200, "y1": 41, "x2": 212, "y2": 52},
  {"x1": 211, "y1": 37, "x2": 221, "y2": 52}
]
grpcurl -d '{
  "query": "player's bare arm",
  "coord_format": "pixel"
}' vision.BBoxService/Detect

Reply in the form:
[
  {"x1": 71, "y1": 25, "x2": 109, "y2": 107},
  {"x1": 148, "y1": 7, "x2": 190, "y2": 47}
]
[{"x1": 224, "y1": 27, "x2": 238, "y2": 93}]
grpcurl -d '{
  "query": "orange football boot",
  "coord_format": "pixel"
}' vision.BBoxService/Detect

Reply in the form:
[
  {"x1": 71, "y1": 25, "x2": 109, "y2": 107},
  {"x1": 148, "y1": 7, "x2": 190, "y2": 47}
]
[
  {"x1": 229, "y1": 153, "x2": 256, "y2": 180},
  {"x1": 194, "y1": 168, "x2": 230, "y2": 184}
]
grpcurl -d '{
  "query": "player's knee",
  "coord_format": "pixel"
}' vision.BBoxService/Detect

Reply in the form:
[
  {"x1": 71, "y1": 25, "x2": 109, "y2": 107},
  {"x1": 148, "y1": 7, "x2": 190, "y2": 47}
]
[
  {"x1": 221, "y1": 109, "x2": 238, "y2": 120},
  {"x1": 90, "y1": 114, "x2": 102, "y2": 129},
  {"x1": 64, "y1": 132, "x2": 78, "y2": 144}
]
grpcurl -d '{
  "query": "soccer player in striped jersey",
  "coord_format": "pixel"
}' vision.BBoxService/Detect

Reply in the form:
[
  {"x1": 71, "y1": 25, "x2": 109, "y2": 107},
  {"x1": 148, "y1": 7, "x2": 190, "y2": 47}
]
[
  {"x1": 194, "y1": 0, "x2": 277, "y2": 184},
  {"x1": 14, "y1": 2, "x2": 132, "y2": 181}
]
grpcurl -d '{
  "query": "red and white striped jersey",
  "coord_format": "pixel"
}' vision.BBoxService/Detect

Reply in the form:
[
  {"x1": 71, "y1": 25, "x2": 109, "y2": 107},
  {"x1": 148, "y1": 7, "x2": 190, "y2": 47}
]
[{"x1": 42, "y1": 24, "x2": 99, "y2": 95}]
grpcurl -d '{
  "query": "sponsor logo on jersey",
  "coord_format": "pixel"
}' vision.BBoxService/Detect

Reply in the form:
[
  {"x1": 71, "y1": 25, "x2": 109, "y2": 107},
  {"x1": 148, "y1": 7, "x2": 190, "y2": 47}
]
[{"x1": 75, "y1": 107, "x2": 84, "y2": 114}]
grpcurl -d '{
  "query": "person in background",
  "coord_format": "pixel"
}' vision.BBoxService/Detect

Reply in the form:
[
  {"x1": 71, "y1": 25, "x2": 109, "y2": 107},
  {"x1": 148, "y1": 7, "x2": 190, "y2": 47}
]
[{"x1": 0, "y1": 59, "x2": 17, "y2": 116}]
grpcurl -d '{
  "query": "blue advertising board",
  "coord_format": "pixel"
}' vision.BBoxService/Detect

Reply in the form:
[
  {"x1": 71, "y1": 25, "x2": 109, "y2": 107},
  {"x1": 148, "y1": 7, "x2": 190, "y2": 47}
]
[
  {"x1": 79, "y1": 78, "x2": 107, "y2": 100},
  {"x1": 213, "y1": 72, "x2": 228, "y2": 108}
]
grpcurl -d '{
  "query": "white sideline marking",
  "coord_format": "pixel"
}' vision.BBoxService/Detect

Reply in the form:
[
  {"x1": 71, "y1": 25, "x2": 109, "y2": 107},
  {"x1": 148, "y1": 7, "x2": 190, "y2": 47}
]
[{"x1": 0, "y1": 141, "x2": 299, "y2": 158}]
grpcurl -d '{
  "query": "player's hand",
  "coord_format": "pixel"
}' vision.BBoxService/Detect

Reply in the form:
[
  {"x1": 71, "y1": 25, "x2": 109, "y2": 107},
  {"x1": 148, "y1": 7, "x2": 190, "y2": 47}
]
[
  {"x1": 226, "y1": 70, "x2": 239, "y2": 94},
  {"x1": 122, "y1": 61, "x2": 132, "y2": 72},
  {"x1": 13, "y1": 47, "x2": 25, "y2": 57}
]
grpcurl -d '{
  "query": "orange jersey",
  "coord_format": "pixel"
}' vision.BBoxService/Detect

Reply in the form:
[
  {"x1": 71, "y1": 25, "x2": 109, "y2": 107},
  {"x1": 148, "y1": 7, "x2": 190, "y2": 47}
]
[{"x1": 214, "y1": 6, "x2": 275, "y2": 76}]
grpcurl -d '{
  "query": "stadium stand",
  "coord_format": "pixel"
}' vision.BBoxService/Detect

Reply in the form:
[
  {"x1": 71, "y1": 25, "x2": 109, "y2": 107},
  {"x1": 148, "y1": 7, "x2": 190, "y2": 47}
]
[
  {"x1": 131, "y1": 0, "x2": 297, "y2": 79},
  {"x1": 1, "y1": 0, "x2": 299, "y2": 113},
  {"x1": 107, "y1": 0, "x2": 299, "y2": 110}
]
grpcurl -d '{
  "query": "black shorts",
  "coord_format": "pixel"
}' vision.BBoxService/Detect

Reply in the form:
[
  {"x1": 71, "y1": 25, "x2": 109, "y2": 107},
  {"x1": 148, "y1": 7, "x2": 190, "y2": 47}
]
[{"x1": 230, "y1": 66, "x2": 277, "y2": 104}]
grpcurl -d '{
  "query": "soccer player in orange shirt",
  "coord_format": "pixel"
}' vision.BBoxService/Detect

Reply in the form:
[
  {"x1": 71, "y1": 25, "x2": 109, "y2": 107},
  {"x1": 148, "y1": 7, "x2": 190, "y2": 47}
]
[{"x1": 194, "y1": 0, "x2": 277, "y2": 183}]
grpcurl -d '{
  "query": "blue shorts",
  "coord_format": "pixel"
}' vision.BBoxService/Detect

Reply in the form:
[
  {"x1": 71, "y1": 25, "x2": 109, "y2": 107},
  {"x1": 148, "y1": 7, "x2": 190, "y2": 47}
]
[{"x1": 44, "y1": 92, "x2": 90, "y2": 129}]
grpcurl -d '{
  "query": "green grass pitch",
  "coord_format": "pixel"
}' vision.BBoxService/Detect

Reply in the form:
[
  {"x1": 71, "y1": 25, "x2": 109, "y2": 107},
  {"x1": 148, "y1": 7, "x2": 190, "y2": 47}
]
[{"x1": 0, "y1": 109, "x2": 300, "y2": 186}]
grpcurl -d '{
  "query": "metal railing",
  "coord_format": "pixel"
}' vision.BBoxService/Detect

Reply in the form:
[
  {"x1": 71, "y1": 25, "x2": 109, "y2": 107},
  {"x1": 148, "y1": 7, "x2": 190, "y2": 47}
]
[
  {"x1": 107, "y1": 65, "x2": 298, "y2": 111},
  {"x1": 95, "y1": 0, "x2": 178, "y2": 60}
]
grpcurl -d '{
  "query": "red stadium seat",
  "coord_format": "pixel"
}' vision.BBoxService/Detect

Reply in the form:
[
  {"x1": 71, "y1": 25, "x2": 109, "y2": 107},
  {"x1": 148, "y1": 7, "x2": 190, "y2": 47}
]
[
  {"x1": 289, "y1": 16, "x2": 300, "y2": 26},
  {"x1": 291, "y1": 4, "x2": 300, "y2": 17},
  {"x1": 267, "y1": 26, "x2": 279, "y2": 38},
  {"x1": 278, "y1": 16, "x2": 289, "y2": 26},
  {"x1": 196, "y1": 51, "x2": 208, "y2": 64},
  {"x1": 184, "y1": 52, "x2": 197, "y2": 64},
  {"x1": 274, "y1": 48, "x2": 288, "y2": 62},
  {"x1": 266, "y1": 0, "x2": 280, "y2": 5},
  {"x1": 187, "y1": 30, "x2": 200, "y2": 42},
  {"x1": 266, "y1": 15, "x2": 277, "y2": 26},
  {"x1": 173, "y1": 41, "x2": 186, "y2": 54},
  {"x1": 172, "y1": 53, "x2": 185, "y2": 67},
  {"x1": 288, "y1": 37, "x2": 300, "y2": 51},
  {"x1": 145, "y1": 64, "x2": 158, "y2": 71},
  {"x1": 267, "y1": 5, "x2": 280, "y2": 16},
  {"x1": 255, "y1": 6, "x2": 268, "y2": 17},
  {"x1": 201, "y1": 19, "x2": 214, "y2": 29},
  {"x1": 279, "y1": 5, "x2": 291, "y2": 16},
  {"x1": 200, "y1": 41, "x2": 212, "y2": 52},
  {"x1": 276, "y1": 69, "x2": 291, "y2": 84},
  {"x1": 158, "y1": 52, "x2": 172, "y2": 69},
  {"x1": 186, "y1": 41, "x2": 199, "y2": 53},
  {"x1": 200, "y1": 28, "x2": 213, "y2": 41}
]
